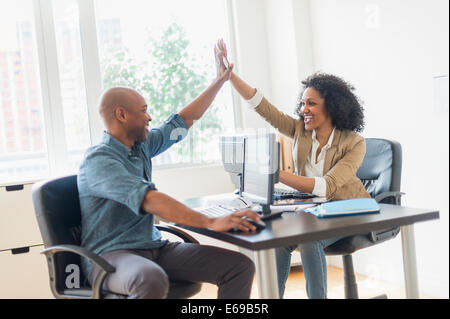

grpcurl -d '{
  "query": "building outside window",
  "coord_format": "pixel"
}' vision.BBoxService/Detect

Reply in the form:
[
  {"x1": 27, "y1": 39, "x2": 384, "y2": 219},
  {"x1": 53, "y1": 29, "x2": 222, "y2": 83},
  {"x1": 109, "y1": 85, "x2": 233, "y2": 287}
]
[{"x1": 0, "y1": 1, "x2": 49, "y2": 183}]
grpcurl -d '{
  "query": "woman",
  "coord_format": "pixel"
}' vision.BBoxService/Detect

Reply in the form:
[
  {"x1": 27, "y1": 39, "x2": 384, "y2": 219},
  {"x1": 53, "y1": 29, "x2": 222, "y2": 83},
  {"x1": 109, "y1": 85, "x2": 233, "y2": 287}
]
[{"x1": 215, "y1": 39, "x2": 370, "y2": 298}]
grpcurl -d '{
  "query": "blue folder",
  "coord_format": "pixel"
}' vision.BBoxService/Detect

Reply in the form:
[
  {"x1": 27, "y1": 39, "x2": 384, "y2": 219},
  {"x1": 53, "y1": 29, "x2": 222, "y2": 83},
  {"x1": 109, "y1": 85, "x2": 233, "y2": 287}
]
[{"x1": 303, "y1": 198, "x2": 381, "y2": 218}]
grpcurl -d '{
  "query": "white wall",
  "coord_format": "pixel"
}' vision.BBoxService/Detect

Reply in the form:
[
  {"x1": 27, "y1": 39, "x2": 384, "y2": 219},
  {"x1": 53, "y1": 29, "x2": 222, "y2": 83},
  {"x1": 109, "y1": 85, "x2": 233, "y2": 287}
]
[
  {"x1": 264, "y1": 0, "x2": 301, "y2": 114},
  {"x1": 228, "y1": 0, "x2": 448, "y2": 298},
  {"x1": 231, "y1": 0, "x2": 314, "y2": 117},
  {"x1": 305, "y1": 0, "x2": 449, "y2": 298},
  {"x1": 230, "y1": 0, "x2": 272, "y2": 130}
]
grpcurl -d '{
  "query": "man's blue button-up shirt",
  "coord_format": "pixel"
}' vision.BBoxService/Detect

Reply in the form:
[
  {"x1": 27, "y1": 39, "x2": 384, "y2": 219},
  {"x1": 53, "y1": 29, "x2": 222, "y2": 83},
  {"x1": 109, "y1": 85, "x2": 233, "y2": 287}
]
[{"x1": 77, "y1": 113, "x2": 188, "y2": 276}]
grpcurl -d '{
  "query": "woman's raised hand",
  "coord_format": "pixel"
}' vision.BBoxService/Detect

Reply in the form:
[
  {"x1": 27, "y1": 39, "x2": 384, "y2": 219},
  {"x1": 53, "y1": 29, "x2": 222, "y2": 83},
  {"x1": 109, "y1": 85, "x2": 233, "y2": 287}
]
[{"x1": 214, "y1": 38, "x2": 233, "y2": 82}]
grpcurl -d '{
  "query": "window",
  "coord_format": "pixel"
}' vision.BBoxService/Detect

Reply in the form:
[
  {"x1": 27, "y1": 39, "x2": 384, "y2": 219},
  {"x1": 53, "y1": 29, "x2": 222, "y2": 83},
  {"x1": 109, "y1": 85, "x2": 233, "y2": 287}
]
[
  {"x1": 95, "y1": 0, "x2": 235, "y2": 166},
  {"x1": 0, "y1": 0, "x2": 236, "y2": 185},
  {"x1": 52, "y1": 0, "x2": 91, "y2": 172},
  {"x1": 0, "y1": 0, "x2": 49, "y2": 183}
]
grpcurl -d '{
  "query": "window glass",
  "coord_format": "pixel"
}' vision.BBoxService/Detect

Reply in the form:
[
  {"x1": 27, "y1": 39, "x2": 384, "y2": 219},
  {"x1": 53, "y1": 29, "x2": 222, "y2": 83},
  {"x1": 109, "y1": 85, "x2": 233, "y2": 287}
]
[
  {"x1": 95, "y1": 0, "x2": 235, "y2": 166},
  {"x1": 53, "y1": 0, "x2": 91, "y2": 172},
  {"x1": 0, "y1": 1, "x2": 49, "y2": 183}
]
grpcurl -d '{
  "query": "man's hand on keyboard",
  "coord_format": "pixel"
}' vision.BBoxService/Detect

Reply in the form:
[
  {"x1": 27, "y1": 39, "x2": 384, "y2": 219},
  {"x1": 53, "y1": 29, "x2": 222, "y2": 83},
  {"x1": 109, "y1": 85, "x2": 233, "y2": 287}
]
[{"x1": 209, "y1": 209, "x2": 261, "y2": 232}]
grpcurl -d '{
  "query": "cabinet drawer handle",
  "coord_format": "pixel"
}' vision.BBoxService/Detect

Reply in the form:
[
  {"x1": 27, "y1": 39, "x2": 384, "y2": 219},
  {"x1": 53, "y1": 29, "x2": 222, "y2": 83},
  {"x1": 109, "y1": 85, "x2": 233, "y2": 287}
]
[
  {"x1": 6, "y1": 184, "x2": 24, "y2": 191},
  {"x1": 11, "y1": 247, "x2": 30, "y2": 255}
]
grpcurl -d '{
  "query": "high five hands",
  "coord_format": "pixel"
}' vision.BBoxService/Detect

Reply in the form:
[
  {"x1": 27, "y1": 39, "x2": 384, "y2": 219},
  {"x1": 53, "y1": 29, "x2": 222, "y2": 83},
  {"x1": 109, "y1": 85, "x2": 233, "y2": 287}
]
[{"x1": 214, "y1": 38, "x2": 233, "y2": 83}]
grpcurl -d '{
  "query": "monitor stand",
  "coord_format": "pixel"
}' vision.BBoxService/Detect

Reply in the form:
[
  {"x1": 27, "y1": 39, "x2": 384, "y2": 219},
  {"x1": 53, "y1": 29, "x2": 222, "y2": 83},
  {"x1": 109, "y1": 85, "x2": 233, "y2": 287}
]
[
  {"x1": 259, "y1": 204, "x2": 283, "y2": 221},
  {"x1": 260, "y1": 204, "x2": 271, "y2": 216},
  {"x1": 232, "y1": 173, "x2": 244, "y2": 197},
  {"x1": 238, "y1": 173, "x2": 244, "y2": 197}
]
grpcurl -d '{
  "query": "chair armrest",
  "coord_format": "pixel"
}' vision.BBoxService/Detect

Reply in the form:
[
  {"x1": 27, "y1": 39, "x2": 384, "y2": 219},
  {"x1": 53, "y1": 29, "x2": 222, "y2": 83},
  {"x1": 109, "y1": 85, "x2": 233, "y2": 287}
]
[
  {"x1": 374, "y1": 191, "x2": 406, "y2": 205},
  {"x1": 156, "y1": 224, "x2": 199, "y2": 244},
  {"x1": 369, "y1": 192, "x2": 405, "y2": 243},
  {"x1": 41, "y1": 244, "x2": 115, "y2": 273},
  {"x1": 41, "y1": 244, "x2": 115, "y2": 299},
  {"x1": 370, "y1": 227, "x2": 401, "y2": 243}
]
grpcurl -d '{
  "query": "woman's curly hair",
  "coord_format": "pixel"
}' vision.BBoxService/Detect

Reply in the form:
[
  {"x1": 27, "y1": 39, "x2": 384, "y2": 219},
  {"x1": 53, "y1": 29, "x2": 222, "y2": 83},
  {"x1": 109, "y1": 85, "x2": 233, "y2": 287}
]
[{"x1": 295, "y1": 73, "x2": 365, "y2": 133}]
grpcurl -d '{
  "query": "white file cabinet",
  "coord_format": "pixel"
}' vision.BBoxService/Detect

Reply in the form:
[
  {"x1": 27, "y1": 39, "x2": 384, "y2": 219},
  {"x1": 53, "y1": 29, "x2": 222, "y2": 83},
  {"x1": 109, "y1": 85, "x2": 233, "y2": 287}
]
[{"x1": 0, "y1": 182, "x2": 53, "y2": 298}]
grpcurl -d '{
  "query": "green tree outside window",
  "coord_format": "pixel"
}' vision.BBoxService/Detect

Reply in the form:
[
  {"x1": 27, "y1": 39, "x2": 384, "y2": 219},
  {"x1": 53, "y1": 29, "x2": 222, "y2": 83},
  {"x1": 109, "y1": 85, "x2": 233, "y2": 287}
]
[{"x1": 101, "y1": 22, "x2": 222, "y2": 164}]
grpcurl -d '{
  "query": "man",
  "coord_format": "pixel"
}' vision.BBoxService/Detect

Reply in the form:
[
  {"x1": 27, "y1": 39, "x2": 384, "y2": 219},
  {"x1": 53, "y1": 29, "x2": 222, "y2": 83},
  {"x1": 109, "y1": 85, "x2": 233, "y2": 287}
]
[{"x1": 78, "y1": 54, "x2": 260, "y2": 299}]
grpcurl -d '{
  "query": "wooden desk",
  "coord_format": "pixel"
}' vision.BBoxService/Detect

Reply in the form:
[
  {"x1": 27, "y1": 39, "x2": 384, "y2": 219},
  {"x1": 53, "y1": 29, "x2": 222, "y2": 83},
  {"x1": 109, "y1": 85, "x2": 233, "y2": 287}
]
[{"x1": 182, "y1": 194, "x2": 439, "y2": 298}]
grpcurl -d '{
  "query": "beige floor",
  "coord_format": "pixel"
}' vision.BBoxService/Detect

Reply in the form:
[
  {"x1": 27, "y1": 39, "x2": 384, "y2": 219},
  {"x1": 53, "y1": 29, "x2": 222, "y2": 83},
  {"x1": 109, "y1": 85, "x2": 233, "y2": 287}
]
[{"x1": 191, "y1": 265, "x2": 435, "y2": 299}]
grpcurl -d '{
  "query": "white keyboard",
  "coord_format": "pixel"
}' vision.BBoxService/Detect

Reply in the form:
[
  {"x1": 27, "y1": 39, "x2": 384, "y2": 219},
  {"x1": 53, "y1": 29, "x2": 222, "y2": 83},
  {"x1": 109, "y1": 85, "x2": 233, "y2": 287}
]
[{"x1": 196, "y1": 205, "x2": 238, "y2": 218}]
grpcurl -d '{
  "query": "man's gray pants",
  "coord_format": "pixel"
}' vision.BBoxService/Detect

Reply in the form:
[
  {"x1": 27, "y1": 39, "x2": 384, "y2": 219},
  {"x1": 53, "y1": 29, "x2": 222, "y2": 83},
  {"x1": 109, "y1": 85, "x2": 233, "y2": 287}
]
[{"x1": 88, "y1": 241, "x2": 255, "y2": 299}]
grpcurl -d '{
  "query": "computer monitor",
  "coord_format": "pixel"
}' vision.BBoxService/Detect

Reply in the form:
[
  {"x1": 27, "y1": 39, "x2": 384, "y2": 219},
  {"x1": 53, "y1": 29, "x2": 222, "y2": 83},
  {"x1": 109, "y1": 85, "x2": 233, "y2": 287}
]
[
  {"x1": 242, "y1": 133, "x2": 280, "y2": 216},
  {"x1": 219, "y1": 135, "x2": 246, "y2": 196}
]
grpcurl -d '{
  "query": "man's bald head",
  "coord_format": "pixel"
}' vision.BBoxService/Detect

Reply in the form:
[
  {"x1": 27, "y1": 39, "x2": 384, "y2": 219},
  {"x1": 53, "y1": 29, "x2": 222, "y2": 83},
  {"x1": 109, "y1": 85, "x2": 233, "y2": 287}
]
[{"x1": 99, "y1": 87, "x2": 143, "y2": 127}]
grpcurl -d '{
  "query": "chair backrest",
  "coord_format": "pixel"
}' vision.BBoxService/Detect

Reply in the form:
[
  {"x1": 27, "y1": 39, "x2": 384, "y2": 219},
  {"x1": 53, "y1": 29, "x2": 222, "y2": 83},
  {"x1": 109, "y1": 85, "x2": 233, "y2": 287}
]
[
  {"x1": 32, "y1": 175, "x2": 86, "y2": 289},
  {"x1": 357, "y1": 138, "x2": 402, "y2": 203},
  {"x1": 32, "y1": 175, "x2": 82, "y2": 246}
]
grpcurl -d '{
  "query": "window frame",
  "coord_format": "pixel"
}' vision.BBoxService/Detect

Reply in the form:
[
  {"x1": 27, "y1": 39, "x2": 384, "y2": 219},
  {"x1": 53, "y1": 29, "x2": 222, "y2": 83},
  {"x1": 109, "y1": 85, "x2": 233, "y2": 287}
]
[
  {"x1": 33, "y1": 0, "x2": 68, "y2": 176},
  {"x1": 16, "y1": 0, "x2": 241, "y2": 184},
  {"x1": 77, "y1": 0, "x2": 104, "y2": 146}
]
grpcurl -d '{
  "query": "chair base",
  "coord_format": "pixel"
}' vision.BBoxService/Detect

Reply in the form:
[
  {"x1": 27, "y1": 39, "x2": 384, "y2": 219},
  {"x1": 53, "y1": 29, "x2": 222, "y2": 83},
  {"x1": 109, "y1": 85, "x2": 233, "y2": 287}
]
[{"x1": 342, "y1": 254, "x2": 390, "y2": 299}]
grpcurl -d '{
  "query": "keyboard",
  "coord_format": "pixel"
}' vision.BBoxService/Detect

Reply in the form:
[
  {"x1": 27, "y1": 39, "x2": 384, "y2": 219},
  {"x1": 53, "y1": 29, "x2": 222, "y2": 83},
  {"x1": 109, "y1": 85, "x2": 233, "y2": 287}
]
[
  {"x1": 196, "y1": 205, "x2": 266, "y2": 232},
  {"x1": 273, "y1": 188, "x2": 316, "y2": 200},
  {"x1": 197, "y1": 205, "x2": 237, "y2": 218}
]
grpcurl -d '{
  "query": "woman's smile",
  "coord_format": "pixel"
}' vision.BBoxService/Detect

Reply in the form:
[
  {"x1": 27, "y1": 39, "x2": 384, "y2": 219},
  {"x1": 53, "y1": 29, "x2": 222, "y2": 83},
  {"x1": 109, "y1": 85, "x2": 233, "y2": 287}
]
[{"x1": 304, "y1": 115, "x2": 314, "y2": 125}]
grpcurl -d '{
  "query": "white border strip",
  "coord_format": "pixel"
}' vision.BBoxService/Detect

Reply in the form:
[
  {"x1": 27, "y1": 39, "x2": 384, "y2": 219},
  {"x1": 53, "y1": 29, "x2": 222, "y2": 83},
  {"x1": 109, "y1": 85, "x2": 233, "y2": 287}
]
[{"x1": 226, "y1": 0, "x2": 244, "y2": 130}]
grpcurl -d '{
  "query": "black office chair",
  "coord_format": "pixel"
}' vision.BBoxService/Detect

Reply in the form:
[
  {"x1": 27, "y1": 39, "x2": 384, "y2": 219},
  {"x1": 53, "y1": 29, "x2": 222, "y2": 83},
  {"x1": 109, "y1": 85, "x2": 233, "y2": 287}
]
[
  {"x1": 31, "y1": 175, "x2": 202, "y2": 299},
  {"x1": 323, "y1": 138, "x2": 405, "y2": 299}
]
